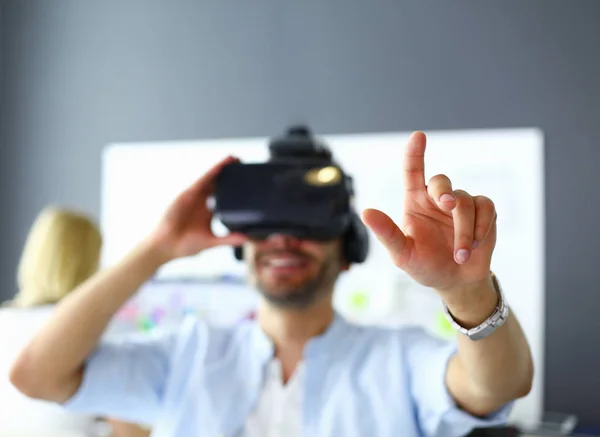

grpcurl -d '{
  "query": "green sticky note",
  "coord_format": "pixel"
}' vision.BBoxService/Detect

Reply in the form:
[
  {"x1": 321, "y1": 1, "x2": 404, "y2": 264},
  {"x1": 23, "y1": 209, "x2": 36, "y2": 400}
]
[
  {"x1": 137, "y1": 315, "x2": 155, "y2": 332},
  {"x1": 435, "y1": 310, "x2": 456, "y2": 338},
  {"x1": 348, "y1": 291, "x2": 369, "y2": 310}
]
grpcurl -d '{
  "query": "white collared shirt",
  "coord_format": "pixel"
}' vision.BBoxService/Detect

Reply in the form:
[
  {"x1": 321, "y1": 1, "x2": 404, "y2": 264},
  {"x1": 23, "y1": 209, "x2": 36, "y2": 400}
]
[
  {"x1": 242, "y1": 359, "x2": 303, "y2": 437},
  {"x1": 64, "y1": 313, "x2": 513, "y2": 437}
]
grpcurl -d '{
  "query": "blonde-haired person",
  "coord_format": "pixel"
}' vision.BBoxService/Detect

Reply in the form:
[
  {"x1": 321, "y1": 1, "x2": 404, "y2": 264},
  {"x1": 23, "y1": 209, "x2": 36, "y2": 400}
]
[
  {"x1": 9, "y1": 206, "x2": 102, "y2": 308},
  {"x1": 0, "y1": 206, "x2": 149, "y2": 437}
]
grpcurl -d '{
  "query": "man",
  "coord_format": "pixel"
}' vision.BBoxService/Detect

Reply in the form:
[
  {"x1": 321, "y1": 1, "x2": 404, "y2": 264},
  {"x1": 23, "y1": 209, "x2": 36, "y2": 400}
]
[{"x1": 10, "y1": 131, "x2": 533, "y2": 437}]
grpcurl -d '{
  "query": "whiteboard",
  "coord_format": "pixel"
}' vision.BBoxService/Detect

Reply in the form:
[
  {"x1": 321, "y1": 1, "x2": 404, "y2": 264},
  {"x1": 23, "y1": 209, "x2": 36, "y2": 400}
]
[{"x1": 101, "y1": 128, "x2": 544, "y2": 427}]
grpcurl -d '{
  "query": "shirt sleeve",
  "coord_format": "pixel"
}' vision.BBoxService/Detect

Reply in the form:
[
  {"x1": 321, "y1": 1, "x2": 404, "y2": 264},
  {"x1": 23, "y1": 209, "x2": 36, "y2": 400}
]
[
  {"x1": 403, "y1": 327, "x2": 513, "y2": 437},
  {"x1": 61, "y1": 326, "x2": 180, "y2": 427}
]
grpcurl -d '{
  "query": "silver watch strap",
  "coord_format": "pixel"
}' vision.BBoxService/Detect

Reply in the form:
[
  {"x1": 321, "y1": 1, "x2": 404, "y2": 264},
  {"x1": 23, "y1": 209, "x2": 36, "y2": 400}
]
[{"x1": 443, "y1": 273, "x2": 509, "y2": 341}]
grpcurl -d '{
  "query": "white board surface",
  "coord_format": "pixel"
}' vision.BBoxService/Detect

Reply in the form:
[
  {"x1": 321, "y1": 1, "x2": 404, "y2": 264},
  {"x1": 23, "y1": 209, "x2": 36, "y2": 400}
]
[{"x1": 101, "y1": 128, "x2": 544, "y2": 426}]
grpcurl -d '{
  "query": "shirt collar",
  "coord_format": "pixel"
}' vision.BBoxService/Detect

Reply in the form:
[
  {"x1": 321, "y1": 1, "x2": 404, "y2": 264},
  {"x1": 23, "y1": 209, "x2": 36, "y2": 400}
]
[
  {"x1": 249, "y1": 310, "x2": 355, "y2": 361},
  {"x1": 303, "y1": 311, "x2": 355, "y2": 358}
]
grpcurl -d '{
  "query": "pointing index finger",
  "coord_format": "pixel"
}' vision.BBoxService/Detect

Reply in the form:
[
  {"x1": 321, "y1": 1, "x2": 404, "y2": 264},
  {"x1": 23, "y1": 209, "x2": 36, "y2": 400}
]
[{"x1": 403, "y1": 131, "x2": 427, "y2": 192}]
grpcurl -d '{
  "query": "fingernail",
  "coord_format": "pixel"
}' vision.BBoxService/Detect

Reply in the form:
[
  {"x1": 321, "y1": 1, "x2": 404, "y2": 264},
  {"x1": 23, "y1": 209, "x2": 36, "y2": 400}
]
[
  {"x1": 455, "y1": 249, "x2": 470, "y2": 263},
  {"x1": 472, "y1": 240, "x2": 479, "y2": 249},
  {"x1": 439, "y1": 193, "x2": 455, "y2": 203}
]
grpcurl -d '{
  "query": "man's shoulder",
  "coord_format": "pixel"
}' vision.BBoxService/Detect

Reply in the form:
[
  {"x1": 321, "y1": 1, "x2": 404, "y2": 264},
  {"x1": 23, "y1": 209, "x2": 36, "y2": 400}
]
[
  {"x1": 156, "y1": 316, "x2": 454, "y2": 362},
  {"x1": 340, "y1": 319, "x2": 455, "y2": 353},
  {"x1": 344, "y1": 319, "x2": 443, "y2": 340},
  {"x1": 160, "y1": 316, "x2": 266, "y2": 360}
]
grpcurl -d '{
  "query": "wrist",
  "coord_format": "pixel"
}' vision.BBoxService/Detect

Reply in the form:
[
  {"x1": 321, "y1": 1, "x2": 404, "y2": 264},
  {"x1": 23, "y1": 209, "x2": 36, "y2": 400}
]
[
  {"x1": 437, "y1": 274, "x2": 499, "y2": 329},
  {"x1": 137, "y1": 234, "x2": 176, "y2": 270}
]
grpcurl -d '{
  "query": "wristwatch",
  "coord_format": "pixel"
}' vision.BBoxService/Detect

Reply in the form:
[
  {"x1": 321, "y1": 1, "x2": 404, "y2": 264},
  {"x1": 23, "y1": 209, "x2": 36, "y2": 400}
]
[{"x1": 442, "y1": 272, "x2": 509, "y2": 341}]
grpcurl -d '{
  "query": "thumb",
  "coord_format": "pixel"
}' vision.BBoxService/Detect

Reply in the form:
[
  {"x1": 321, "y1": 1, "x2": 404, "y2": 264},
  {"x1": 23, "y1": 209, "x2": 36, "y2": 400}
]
[
  {"x1": 209, "y1": 232, "x2": 249, "y2": 249},
  {"x1": 361, "y1": 208, "x2": 410, "y2": 267}
]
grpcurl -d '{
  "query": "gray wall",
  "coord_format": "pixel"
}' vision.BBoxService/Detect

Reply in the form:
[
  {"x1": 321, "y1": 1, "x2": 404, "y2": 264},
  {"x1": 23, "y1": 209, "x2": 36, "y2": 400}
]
[
  {"x1": 0, "y1": 1, "x2": 5, "y2": 214},
  {"x1": 1, "y1": 0, "x2": 599, "y2": 427}
]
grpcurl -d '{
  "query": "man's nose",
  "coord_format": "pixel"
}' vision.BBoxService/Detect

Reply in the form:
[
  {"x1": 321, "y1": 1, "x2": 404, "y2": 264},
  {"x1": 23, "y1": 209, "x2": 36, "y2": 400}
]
[{"x1": 266, "y1": 233, "x2": 301, "y2": 249}]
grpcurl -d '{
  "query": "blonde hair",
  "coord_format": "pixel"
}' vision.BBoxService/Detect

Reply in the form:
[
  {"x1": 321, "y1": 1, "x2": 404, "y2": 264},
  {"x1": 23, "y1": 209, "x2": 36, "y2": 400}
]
[{"x1": 10, "y1": 206, "x2": 102, "y2": 308}]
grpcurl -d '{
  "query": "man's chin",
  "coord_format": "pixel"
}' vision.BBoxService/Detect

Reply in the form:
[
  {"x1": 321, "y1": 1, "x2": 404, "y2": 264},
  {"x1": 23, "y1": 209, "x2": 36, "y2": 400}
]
[
  {"x1": 258, "y1": 286, "x2": 318, "y2": 310},
  {"x1": 261, "y1": 287, "x2": 304, "y2": 301},
  {"x1": 258, "y1": 276, "x2": 310, "y2": 294}
]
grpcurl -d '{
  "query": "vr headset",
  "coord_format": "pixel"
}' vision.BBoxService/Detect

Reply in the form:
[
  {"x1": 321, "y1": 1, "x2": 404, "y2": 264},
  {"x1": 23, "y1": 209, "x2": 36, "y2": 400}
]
[{"x1": 213, "y1": 125, "x2": 369, "y2": 264}]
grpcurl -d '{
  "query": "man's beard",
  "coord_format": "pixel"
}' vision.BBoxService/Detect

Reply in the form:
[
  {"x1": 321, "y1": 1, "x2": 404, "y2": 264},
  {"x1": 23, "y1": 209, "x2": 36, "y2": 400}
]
[{"x1": 255, "y1": 255, "x2": 338, "y2": 310}]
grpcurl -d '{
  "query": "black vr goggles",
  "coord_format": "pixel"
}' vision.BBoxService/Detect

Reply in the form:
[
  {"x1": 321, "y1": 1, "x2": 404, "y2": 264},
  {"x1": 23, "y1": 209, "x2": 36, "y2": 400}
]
[{"x1": 213, "y1": 126, "x2": 369, "y2": 264}]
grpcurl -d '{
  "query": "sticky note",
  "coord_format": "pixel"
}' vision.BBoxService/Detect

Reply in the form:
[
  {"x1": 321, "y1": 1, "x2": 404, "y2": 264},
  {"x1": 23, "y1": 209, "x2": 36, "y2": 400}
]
[
  {"x1": 348, "y1": 291, "x2": 369, "y2": 311},
  {"x1": 435, "y1": 311, "x2": 456, "y2": 338},
  {"x1": 137, "y1": 316, "x2": 155, "y2": 332},
  {"x1": 151, "y1": 308, "x2": 165, "y2": 323}
]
